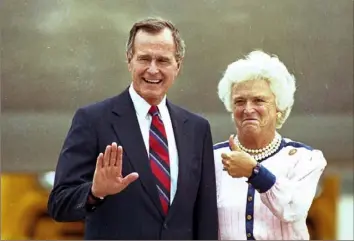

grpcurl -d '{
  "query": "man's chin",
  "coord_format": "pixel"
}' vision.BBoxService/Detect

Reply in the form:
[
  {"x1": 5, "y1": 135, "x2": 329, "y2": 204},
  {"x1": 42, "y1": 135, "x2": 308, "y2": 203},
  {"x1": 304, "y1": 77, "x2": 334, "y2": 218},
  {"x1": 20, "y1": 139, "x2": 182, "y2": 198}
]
[{"x1": 141, "y1": 91, "x2": 164, "y2": 104}]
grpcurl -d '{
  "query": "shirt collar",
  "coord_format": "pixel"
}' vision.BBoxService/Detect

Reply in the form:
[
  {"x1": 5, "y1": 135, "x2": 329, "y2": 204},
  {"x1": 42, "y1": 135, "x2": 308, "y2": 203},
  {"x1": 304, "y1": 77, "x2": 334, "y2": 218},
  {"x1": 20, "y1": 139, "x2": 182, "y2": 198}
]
[{"x1": 128, "y1": 84, "x2": 167, "y2": 118}]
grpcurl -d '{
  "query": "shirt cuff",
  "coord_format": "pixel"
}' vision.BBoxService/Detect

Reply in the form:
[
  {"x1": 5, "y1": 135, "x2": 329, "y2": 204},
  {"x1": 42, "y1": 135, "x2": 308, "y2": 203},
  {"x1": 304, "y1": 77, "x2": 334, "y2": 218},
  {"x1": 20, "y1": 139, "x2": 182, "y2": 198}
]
[
  {"x1": 248, "y1": 165, "x2": 276, "y2": 193},
  {"x1": 85, "y1": 185, "x2": 105, "y2": 212}
]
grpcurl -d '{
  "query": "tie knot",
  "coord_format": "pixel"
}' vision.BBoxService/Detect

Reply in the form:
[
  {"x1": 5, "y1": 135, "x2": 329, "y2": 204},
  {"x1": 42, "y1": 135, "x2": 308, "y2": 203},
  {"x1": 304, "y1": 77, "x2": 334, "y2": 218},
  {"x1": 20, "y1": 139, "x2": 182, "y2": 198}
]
[{"x1": 148, "y1": 106, "x2": 159, "y2": 117}]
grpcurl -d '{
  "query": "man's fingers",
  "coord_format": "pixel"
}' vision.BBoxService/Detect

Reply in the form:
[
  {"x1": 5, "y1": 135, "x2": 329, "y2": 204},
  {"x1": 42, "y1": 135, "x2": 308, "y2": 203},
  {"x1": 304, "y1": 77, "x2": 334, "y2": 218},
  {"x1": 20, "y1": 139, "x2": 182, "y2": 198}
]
[
  {"x1": 103, "y1": 145, "x2": 112, "y2": 166},
  {"x1": 96, "y1": 153, "x2": 104, "y2": 169},
  {"x1": 121, "y1": 172, "x2": 139, "y2": 187},
  {"x1": 110, "y1": 142, "x2": 118, "y2": 166},
  {"x1": 115, "y1": 145, "x2": 123, "y2": 173}
]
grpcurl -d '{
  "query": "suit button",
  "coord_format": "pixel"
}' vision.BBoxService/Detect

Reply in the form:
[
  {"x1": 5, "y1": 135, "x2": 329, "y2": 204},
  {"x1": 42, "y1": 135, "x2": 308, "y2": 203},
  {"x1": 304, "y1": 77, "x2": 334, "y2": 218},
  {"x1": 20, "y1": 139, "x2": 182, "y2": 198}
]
[{"x1": 163, "y1": 223, "x2": 168, "y2": 229}]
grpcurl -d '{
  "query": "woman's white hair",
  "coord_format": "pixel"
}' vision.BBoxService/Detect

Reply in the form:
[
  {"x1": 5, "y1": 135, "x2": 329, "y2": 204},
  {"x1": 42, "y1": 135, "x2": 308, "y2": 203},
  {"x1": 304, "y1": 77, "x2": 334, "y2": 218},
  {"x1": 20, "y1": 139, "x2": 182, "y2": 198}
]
[{"x1": 218, "y1": 50, "x2": 296, "y2": 129}]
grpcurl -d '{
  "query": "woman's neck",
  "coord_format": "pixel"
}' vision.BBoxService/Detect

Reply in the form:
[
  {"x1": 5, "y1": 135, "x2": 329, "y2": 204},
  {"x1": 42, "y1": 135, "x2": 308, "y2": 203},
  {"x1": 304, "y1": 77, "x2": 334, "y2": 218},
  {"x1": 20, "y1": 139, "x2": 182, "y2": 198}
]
[{"x1": 237, "y1": 131, "x2": 276, "y2": 150}]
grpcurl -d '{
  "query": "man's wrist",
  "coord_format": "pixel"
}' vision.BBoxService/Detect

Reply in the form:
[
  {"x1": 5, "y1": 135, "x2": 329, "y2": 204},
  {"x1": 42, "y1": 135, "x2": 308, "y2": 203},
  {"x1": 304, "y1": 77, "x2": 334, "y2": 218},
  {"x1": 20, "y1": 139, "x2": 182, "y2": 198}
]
[
  {"x1": 86, "y1": 188, "x2": 105, "y2": 211},
  {"x1": 89, "y1": 188, "x2": 105, "y2": 202}
]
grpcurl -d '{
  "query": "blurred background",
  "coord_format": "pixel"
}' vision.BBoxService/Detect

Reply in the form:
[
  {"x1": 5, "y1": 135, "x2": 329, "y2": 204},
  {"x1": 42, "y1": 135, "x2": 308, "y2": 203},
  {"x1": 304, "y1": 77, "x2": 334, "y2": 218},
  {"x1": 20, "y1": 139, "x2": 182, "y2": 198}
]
[{"x1": 1, "y1": 0, "x2": 353, "y2": 240}]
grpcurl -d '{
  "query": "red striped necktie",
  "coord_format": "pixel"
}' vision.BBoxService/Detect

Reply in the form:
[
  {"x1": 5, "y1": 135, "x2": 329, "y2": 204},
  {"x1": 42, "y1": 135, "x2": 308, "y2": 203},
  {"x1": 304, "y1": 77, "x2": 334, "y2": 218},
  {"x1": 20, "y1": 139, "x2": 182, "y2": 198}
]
[{"x1": 148, "y1": 106, "x2": 171, "y2": 215}]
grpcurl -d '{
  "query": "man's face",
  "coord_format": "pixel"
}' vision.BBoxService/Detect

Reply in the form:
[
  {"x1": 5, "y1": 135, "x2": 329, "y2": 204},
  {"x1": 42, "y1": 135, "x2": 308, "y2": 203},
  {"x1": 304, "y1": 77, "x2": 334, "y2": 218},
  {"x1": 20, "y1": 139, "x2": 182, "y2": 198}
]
[
  {"x1": 127, "y1": 28, "x2": 181, "y2": 105},
  {"x1": 231, "y1": 79, "x2": 278, "y2": 136}
]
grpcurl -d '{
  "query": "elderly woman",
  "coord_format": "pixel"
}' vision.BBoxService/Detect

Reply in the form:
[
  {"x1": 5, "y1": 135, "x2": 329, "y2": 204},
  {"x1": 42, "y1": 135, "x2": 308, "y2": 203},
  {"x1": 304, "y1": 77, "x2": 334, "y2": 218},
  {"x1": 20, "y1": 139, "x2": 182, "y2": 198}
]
[{"x1": 214, "y1": 50, "x2": 327, "y2": 240}]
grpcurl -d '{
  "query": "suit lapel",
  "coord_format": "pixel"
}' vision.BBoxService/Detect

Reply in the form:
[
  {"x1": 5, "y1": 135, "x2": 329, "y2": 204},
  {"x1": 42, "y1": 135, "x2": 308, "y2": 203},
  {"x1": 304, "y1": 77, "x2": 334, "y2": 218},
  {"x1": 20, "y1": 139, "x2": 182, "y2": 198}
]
[
  {"x1": 110, "y1": 89, "x2": 164, "y2": 218},
  {"x1": 165, "y1": 101, "x2": 189, "y2": 219}
]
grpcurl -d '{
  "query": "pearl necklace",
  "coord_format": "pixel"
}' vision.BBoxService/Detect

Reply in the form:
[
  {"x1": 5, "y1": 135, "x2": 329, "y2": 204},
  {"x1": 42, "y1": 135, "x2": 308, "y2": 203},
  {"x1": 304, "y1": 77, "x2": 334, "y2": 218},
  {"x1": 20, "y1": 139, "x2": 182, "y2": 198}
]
[{"x1": 235, "y1": 133, "x2": 282, "y2": 161}]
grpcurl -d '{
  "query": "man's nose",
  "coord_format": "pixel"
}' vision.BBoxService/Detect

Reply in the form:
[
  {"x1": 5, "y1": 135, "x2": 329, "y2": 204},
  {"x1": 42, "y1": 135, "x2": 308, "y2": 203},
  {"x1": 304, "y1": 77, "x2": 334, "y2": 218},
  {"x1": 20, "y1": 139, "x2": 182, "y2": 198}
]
[{"x1": 147, "y1": 61, "x2": 159, "y2": 74}]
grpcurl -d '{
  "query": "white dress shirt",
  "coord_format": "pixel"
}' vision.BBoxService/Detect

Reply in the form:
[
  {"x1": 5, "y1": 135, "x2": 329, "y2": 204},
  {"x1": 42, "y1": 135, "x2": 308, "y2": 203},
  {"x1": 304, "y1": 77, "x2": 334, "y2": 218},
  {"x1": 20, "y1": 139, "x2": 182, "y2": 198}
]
[
  {"x1": 214, "y1": 137, "x2": 327, "y2": 240},
  {"x1": 129, "y1": 84, "x2": 179, "y2": 204}
]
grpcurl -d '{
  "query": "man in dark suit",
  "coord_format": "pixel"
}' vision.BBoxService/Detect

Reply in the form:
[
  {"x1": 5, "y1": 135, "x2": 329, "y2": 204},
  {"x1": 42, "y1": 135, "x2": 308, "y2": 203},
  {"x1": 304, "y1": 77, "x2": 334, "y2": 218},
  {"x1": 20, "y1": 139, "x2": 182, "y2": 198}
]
[{"x1": 47, "y1": 17, "x2": 218, "y2": 240}]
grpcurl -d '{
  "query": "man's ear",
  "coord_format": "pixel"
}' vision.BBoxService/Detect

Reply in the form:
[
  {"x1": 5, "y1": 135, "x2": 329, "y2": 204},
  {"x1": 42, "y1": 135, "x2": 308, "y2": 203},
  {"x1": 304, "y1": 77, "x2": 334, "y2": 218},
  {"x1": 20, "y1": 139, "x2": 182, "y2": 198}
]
[
  {"x1": 126, "y1": 53, "x2": 132, "y2": 71},
  {"x1": 176, "y1": 58, "x2": 183, "y2": 73}
]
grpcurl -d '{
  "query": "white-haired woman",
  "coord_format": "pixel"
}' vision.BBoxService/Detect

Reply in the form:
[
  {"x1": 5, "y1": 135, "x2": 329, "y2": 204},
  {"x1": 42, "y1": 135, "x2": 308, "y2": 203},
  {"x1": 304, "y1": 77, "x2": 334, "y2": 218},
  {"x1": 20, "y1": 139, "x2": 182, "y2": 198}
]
[{"x1": 214, "y1": 50, "x2": 327, "y2": 240}]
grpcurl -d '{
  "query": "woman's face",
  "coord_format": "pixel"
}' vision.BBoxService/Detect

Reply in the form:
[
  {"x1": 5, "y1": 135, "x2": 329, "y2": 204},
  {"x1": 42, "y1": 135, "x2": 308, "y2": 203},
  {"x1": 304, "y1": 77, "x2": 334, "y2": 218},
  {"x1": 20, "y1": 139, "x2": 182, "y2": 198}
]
[{"x1": 231, "y1": 79, "x2": 278, "y2": 136}]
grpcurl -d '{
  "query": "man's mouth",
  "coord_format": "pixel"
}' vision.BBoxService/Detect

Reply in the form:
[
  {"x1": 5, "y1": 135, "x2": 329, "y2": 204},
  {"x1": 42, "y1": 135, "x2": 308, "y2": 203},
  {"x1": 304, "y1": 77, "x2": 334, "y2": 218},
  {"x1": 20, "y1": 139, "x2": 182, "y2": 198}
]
[{"x1": 143, "y1": 78, "x2": 162, "y2": 84}]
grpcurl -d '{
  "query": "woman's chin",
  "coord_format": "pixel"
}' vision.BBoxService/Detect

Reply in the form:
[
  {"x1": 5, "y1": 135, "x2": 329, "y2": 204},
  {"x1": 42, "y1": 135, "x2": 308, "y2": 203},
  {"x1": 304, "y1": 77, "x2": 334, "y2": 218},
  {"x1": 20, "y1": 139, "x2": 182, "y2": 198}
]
[{"x1": 239, "y1": 125, "x2": 261, "y2": 135}]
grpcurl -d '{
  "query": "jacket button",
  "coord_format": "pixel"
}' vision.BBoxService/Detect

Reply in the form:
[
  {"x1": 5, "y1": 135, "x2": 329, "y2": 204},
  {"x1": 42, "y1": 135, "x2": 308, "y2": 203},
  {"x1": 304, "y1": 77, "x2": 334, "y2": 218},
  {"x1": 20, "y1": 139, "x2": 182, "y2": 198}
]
[{"x1": 163, "y1": 223, "x2": 168, "y2": 229}]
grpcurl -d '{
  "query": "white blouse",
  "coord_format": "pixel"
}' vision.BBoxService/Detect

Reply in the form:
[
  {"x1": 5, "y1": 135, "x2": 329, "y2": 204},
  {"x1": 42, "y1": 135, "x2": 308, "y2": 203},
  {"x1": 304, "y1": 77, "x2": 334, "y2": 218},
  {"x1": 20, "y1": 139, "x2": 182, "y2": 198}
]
[{"x1": 214, "y1": 137, "x2": 327, "y2": 240}]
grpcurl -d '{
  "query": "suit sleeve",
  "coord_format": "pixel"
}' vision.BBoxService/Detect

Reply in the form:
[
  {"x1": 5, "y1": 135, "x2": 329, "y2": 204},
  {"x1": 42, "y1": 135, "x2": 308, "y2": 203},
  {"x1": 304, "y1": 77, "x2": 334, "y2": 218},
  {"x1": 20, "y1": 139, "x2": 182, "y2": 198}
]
[
  {"x1": 194, "y1": 121, "x2": 219, "y2": 240},
  {"x1": 47, "y1": 107, "x2": 98, "y2": 222}
]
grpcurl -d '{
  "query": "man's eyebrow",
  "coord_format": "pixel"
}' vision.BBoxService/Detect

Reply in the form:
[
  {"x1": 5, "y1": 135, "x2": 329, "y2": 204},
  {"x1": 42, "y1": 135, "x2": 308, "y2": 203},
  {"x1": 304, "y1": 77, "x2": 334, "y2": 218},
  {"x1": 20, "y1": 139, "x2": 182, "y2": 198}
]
[
  {"x1": 137, "y1": 54, "x2": 150, "y2": 58},
  {"x1": 158, "y1": 56, "x2": 171, "y2": 60},
  {"x1": 254, "y1": 95, "x2": 268, "y2": 99}
]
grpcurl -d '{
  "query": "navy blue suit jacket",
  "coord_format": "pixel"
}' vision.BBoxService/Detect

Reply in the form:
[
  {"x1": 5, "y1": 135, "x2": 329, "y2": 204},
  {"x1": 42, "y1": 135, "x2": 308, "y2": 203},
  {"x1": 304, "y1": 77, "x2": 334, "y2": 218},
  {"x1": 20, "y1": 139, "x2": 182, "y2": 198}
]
[{"x1": 47, "y1": 88, "x2": 218, "y2": 240}]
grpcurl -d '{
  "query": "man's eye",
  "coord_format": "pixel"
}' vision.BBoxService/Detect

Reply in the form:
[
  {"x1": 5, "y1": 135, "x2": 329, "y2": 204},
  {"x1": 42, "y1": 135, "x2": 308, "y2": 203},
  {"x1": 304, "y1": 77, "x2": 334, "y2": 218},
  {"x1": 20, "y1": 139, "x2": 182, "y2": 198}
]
[
  {"x1": 159, "y1": 59, "x2": 170, "y2": 63},
  {"x1": 138, "y1": 57, "x2": 150, "y2": 61}
]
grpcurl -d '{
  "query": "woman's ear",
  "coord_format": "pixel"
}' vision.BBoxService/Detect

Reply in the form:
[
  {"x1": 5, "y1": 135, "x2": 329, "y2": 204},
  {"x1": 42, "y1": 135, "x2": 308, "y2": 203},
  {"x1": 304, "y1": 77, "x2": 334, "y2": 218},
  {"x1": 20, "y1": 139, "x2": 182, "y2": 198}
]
[{"x1": 277, "y1": 112, "x2": 282, "y2": 119}]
